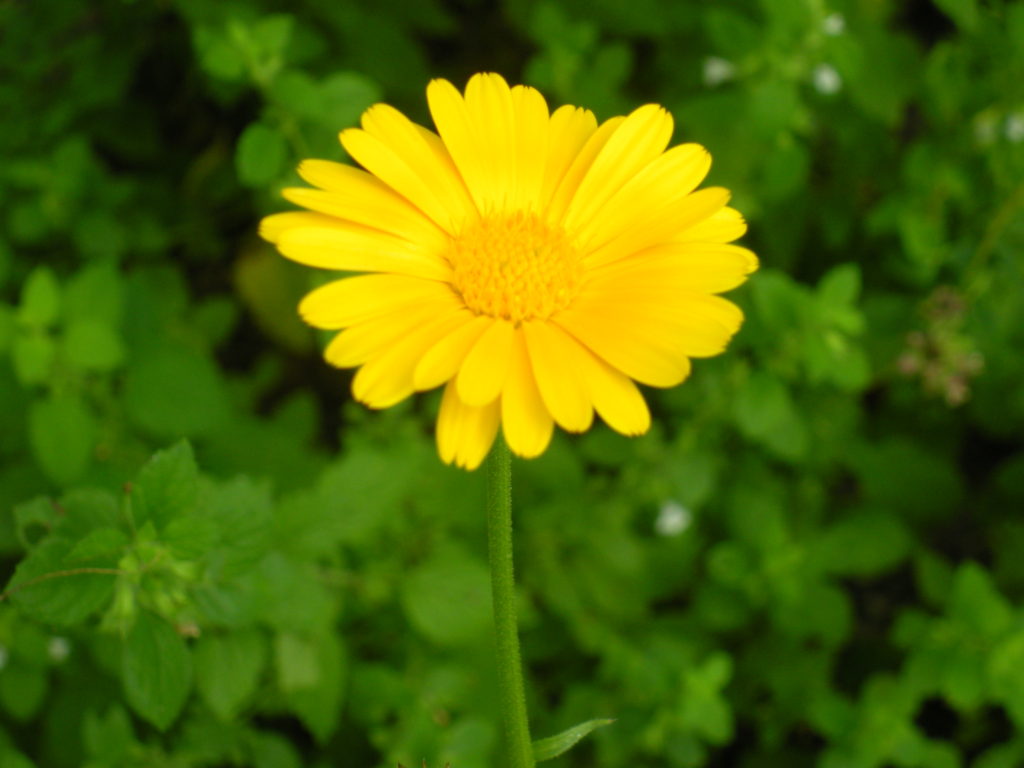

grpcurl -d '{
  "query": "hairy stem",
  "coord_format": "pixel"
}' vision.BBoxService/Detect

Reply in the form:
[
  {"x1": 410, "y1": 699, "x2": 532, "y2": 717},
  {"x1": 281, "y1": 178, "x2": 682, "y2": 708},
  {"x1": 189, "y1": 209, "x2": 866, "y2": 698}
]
[{"x1": 486, "y1": 438, "x2": 535, "y2": 768}]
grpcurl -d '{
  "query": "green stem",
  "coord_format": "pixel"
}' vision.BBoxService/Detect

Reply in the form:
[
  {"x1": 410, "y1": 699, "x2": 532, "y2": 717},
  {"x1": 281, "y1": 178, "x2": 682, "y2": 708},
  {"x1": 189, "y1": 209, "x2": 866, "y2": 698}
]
[{"x1": 486, "y1": 438, "x2": 535, "y2": 768}]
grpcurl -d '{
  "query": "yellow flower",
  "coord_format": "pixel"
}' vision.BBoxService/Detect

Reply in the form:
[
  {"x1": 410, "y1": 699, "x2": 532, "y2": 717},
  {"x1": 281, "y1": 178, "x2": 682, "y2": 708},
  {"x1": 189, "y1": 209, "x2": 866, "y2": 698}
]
[{"x1": 261, "y1": 73, "x2": 757, "y2": 469}]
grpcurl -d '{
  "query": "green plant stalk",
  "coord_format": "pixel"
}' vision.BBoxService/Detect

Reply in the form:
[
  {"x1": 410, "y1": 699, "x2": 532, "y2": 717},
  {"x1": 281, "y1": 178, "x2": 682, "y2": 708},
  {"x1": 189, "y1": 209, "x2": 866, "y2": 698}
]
[{"x1": 486, "y1": 438, "x2": 535, "y2": 768}]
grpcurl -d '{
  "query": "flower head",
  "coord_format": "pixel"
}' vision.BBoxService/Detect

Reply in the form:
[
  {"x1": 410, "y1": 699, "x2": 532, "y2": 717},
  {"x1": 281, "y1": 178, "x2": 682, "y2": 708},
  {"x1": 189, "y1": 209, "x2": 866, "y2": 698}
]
[{"x1": 261, "y1": 73, "x2": 757, "y2": 469}]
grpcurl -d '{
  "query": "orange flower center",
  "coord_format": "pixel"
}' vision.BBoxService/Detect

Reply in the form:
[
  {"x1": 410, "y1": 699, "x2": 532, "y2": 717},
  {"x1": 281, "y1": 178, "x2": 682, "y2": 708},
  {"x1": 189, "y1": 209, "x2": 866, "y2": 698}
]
[{"x1": 448, "y1": 212, "x2": 583, "y2": 323}]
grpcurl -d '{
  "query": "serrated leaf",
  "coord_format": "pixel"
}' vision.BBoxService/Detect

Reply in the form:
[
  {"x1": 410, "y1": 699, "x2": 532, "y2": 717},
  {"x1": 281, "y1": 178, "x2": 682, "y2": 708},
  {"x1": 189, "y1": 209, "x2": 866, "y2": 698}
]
[
  {"x1": 162, "y1": 515, "x2": 220, "y2": 561},
  {"x1": 6, "y1": 538, "x2": 115, "y2": 625},
  {"x1": 135, "y1": 441, "x2": 199, "y2": 530},
  {"x1": 66, "y1": 527, "x2": 130, "y2": 563},
  {"x1": 533, "y1": 718, "x2": 615, "y2": 761},
  {"x1": 122, "y1": 611, "x2": 193, "y2": 731},
  {"x1": 194, "y1": 629, "x2": 267, "y2": 720}
]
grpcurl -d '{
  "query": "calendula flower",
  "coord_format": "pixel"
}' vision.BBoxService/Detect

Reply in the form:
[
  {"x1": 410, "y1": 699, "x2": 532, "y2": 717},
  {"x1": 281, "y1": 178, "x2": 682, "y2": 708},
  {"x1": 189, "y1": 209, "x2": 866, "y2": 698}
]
[{"x1": 261, "y1": 73, "x2": 757, "y2": 469}]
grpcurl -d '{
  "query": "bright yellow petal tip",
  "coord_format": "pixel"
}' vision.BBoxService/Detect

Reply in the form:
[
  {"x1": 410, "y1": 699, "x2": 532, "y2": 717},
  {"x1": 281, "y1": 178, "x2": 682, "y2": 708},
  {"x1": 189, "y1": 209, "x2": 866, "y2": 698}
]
[{"x1": 260, "y1": 72, "x2": 758, "y2": 469}]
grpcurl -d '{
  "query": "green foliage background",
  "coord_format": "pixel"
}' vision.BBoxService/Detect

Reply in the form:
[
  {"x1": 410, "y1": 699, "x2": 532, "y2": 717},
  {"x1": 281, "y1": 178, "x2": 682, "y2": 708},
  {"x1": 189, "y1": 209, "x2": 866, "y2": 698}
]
[{"x1": 1, "y1": 0, "x2": 1023, "y2": 766}]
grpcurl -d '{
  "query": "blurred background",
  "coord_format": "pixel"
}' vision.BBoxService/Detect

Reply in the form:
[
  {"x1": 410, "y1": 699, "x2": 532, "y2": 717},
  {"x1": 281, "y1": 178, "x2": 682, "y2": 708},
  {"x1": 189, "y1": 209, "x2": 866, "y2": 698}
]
[{"x1": 1, "y1": 0, "x2": 1024, "y2": 766}]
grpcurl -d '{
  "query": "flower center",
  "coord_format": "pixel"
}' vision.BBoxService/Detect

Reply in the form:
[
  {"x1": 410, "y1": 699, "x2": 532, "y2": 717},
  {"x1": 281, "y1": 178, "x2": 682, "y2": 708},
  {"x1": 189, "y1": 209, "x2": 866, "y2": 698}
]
[{"x1": 448, "y1": 212, "x2": 583, "y2": 323}]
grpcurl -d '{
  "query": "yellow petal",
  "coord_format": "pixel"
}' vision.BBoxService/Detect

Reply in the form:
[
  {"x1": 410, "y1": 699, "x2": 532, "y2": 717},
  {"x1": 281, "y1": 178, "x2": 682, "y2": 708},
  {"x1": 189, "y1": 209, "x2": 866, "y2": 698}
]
[
  {"x1": 590, "y1": 242, "x2": 759, "y2": 294},
  {"x1": 545, "y1": 115, "x2": 625, "y2": 226},
  {"x1": 576, "y1": 347, "x2": 651, "y2": 436},
  {"x1": 555, "y1": 307, "x2": 692, "y2": 388},
  {"x1": 509, "y1": 84, "x2": 550, "y2": 212},
  {"x1": 522, "y1": 321, "x2": 593, "y2": 432},
  {"x1": 456, "y1": 319, "x2": 515, "y2": 406},
  {"x1": 277, "y1": 226, "x2": 451, "y2": 281},
  {"x1": 351, "y1": 308, "x2": 468, "y2": 408},
  {"x1": 259, "y1": 212, "x2": 343, "y2": 244},
  {"x1": 501, "y1": 329, "x2": 554, "y2": 458},
  {"x1": 413, "y1": 314, "x2": 492, "y2": 391},
  {"x1": 289, "y1": 161, "x2": 447, "y2": 249},
  {"x1": 540, "y1": 105, "x2": 598, "y2": 210},
  {"x1": 324, "y1": 294, "x2": 461, "y2": 368},
  {"x1": 298, "y1": 274, "x2": 451, "y2": 330},
  {"x1": 575, "y1": 143, "x2": 712, "y2": 255},
  {"x1": 673, "y1": 205, "x2": 748, "y2": 243},
  {"x1": 584, "y1": 186, "x2": 731, "y2": 269},
  {"x1": 436, "y1": 381, "x2": 501, "y2": 470},
  {"x1": 429, "y1": 74, "x2": 549, "y2": 216},
  {"x1": 572, "y1": 287, "x2": 744, "y2": 358},
  {"x1": 358, "y1": 103, "x2": 478, "y2": 231},
  {"x1": 340, "y1": 124, "x2": 469, "y2": 235},
  {"x1": 562, "y1": 104, "x2": 674, "y2": 235}
]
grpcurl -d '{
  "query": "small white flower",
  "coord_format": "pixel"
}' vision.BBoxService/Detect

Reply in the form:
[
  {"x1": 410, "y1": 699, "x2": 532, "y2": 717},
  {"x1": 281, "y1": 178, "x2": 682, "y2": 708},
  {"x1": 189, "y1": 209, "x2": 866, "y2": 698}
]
[
  {"x1": 703, "y1": 57, "x2": 735, "y2": 88},
  {"x1": 813, "y1": 63, "x2": 842, "y2": 95},
  {"x1": 655, "y1": 501, "x2": 692, "y2": 537},
  {"x1": 48, "y1": 636, "x2": 71, "y2": 663},
  {"x1": 1006, "y1": 112, "x2": 1024, "y2": 142},
  {"x1": 823, "y1": 12, "x2": 846, "y2": 36}
]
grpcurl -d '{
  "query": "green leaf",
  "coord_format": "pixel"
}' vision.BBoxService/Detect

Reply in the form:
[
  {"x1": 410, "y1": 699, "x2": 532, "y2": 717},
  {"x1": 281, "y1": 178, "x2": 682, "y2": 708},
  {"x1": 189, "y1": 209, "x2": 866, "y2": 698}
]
[
  {"x1": 533, "y1": 718, "x2": 615, "y2": 761},
  {"x1": 286, "y1": 631, "x2": 345, "y2": 744},
  {"x1": 125, "y1": 344, "x2": 231, "y2": 438},
  {"x1": 400, "y1": 549, "x2": 492, "y2": 646},
  {"x1": 12, "y1": 332, "x2": 55, "y2": 386},
  {"x1": 194, "y1": 25, "x2": 246, "y2": 81},
  {"x1": 275, "y1": 632, "x2": 319, "y2": 692},
  {"x1": 6, "y1": 537, "x2": 115, "y2": 625},
  {"x1": 62, "y1": 320, "x2": 125, "y2": 371},
  {"x1": 732, "y1": 372, "x2": 807, "y2": 460},
  {"x1": 162, "y1": 515, "x2": 220, "y2": 561},
  {"x1": 28, "y1": 395, "x2": 95, "y2": 485},
  {"x1": 64, "y1": 262, "x2": 123, "y2": 326},
  {"x1": 932, "y1": 0, "x2": 978, "y2": 31},
  {"x1": 14, "y1": 496, "x2": 60, "y2": 548},
  {"x1": 17, "y1": 267, "x2": 60, "y2": 329},
  {"x1": 0, "y1": 748, "x2": 36, "y2": 768},
  {"x1": 194, "y1": 629, "x2": 267, "y2": 720},
  {"x1": 83, "y1": 705, "x2": 137, "y2": 764},
  {"x1": 0, "y1": 303, "x2": 15, "y2": 352},
  {"x1": 949, "y1": 562, "x2": 1013, "y2": 638},
  {"x1": 204, "y1": 476, "x2": 274, "y2": 576},
  {"x1": 122, "y1": 611, "x2": 193, "y2": 731},
  {"x1": 236, "y1": 122, "x2": 288, "y2": 187},
  {"x1": 814, "y1": 513, "x2": 912, "y2": 577},
  {"x1": 0, "y1": 663, "x2": 48, "y2": 721},
  {"x1": 818, "y1": 263, "x2": 862, "y2": 309},
  {"x1": 247, "y1": 731, "x2": 303, "y2": 768},
  {"x1": 66, "y1": 527, "x2": 130, "y2": 563},
  {"x1": 134, "y1": 441, "x2": 198, "y2": 530},
  {"x1": 317, "y1": 72, "x2": 381, "y2": 128}
]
